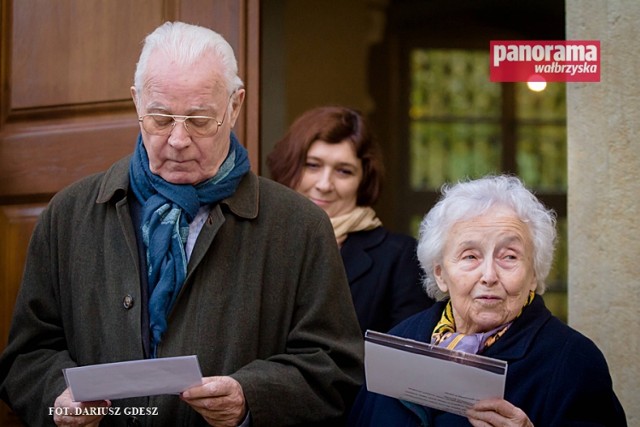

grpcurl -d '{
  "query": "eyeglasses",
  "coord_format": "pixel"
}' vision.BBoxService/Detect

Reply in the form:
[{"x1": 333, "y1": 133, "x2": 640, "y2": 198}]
[
  {"x1": 139, "y1": 113, "x2": 223, "y2": 138},
  {"x1": 138, "y1": 93, "x2": 234, "y2": 138}
]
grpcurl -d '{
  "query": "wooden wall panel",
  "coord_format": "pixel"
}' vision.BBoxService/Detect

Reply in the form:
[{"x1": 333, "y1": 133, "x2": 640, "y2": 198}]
[
  {"x1": 0, "y1": 114, "x2": 139, "y2": 198},
  {"x1": 0, "y1": 0, "x2": 260, "y2": 424},
  {"x1": 11, "y1": 1, "x2": 162, "y2": 109},
  {"x1": 0, "y1": 204, "x2": 44, "y2": 427}
]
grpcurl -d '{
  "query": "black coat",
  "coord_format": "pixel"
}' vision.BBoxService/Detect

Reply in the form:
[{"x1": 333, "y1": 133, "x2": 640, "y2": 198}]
[
  {"x1": 341, "y1": 227, "x2": 434, "y2": 335},
  {"x1": 348, "y1": 296, "x2": 627, "y2": 426}
]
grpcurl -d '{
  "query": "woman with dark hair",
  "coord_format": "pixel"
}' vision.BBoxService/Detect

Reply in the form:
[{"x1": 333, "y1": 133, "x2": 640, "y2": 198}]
[{"x1": 268, "y1": 106, "x2": 433, "y2": 334}]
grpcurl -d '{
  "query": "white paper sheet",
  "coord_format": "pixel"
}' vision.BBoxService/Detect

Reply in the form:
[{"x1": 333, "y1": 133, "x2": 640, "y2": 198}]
[
  {"x1": 364, "y1": 330, "x2": 507, "y2": 417},
  {"x1": 63, "y1": 355, "x2": 203, "y2": 402}
]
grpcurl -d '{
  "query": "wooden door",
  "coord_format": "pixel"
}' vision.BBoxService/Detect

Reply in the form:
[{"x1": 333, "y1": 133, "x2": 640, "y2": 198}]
[{"x1": 0, "y1": 1, "x2": 260, "y2": 424}]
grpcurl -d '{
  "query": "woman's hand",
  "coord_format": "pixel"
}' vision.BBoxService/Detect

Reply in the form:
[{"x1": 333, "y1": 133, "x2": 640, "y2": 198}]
[
  {"x1": 52, "y1": 387, "x2": 110, "y2": 427},
  {"x1": 466, "y1": 398, "x2": 533, "y2": 427},
  {"x1": 181, "y1": 376, "x2": 246, "y2": 426}
]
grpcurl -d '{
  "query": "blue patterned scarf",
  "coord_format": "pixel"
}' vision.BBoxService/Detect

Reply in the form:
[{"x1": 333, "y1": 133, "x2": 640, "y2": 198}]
[{"x1": 129, "y1": 132, "x2": 250, "y2": 357}]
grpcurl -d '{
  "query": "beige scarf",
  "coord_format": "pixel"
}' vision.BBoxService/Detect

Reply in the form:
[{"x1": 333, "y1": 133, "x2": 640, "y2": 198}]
[{"x1": 330, "y1": 206, "x2": 382, "y2": 246}]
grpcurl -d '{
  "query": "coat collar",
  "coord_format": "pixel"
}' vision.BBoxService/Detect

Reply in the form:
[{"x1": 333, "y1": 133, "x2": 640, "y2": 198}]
[
  {"x1": 95, "y1": 154, "x2": 259, "y2": 220},
  {"x1": 483, "y1": 294, "x2": 553, "y2": 361},
  {"x1": 96, "y1": 156, "x2": 131, "y2": 204},
  {"x1": 340, "y1": 227, "x2": 386, "y2": 283},
  {"x1": 398, "y1": 295, "x2": 553, "y2": 362}
]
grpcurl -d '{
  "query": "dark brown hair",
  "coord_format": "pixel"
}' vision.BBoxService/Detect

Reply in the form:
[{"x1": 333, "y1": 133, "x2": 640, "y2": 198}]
[{"x1": 267, "y1": 106, "x2": 384, "y2": 206}]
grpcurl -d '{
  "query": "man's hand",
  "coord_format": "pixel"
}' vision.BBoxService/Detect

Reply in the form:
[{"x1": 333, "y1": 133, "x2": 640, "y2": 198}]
[
  {"x1": 53, "y1": 387, "x2": 111, "y2": 427},
  {"x1": 181, "y1": 376, "x2": 246, "y2": 427},
  {"x1": 466, "y1": 398, "x2": 533, "y2": 427}
]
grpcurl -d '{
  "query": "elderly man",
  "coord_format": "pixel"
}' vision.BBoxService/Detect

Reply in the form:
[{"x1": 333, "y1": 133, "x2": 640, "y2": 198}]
[{"x1": 0, "y1": 22, "x2": 363, "y2": 427}]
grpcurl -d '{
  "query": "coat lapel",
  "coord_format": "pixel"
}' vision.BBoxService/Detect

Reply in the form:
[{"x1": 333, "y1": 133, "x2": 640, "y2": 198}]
[{"x1": 340, "y1": 227, "x2": 386, "y2": 284}]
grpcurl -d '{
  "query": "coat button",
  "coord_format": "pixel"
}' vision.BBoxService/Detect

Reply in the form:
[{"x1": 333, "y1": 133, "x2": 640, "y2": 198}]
[
  {"x1": 123, "y1": 294, "x2": 134, "y2": 309},
  {"x1": 127, "y1": 416, "x2": 141, "y2": 427}
]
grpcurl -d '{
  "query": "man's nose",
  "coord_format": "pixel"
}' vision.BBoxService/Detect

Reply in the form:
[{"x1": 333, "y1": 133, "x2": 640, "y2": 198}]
[{"x1": 167, "y1": 119, "x2": 192, "y2": 149}]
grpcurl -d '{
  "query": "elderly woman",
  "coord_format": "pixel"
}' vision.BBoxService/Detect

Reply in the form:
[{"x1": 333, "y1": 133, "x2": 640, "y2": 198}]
[
  {"x1": 267, "y1": 106, "x2": 433, "y2": 334},
  {"x1": 348, "y1": 175, "x2": 626, "y2": 426}
]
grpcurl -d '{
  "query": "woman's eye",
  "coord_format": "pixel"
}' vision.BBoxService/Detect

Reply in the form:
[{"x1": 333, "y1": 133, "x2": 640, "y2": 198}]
[
  {"x1": 502, "y1": 253, "x2": 519, "y2": 261},
  {"x1": 498, "y1": 247, "x2": 521, "y2": 261},
  {"x1": 337, "y1": 168, "x2": 354, "y2": 176},
  {"x1": 305, "y1": 162, "x2": 320, "y2": 169}
]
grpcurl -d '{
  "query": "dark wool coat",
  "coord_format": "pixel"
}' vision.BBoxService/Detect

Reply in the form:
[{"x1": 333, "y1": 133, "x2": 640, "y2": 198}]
[
  {"x1": 348, "y1": 296, "x2": 627, "y2": 427},
  {"x1": 341, "y1": 228, "x2": 433, "y2": 335},
  {"x1": 0, "y1": 156, "x2": 364, "y2": 427}
]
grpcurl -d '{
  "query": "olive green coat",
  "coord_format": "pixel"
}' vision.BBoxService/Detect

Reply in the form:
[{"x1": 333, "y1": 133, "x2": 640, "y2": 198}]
[{"x1": 0, "y1": 156, "x2": 364, "y2": 426}]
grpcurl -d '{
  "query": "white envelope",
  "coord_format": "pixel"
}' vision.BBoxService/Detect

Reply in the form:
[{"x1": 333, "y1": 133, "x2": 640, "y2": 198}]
[{"x1": 63, "y1": 355, "x2": 203, "y2": 402}]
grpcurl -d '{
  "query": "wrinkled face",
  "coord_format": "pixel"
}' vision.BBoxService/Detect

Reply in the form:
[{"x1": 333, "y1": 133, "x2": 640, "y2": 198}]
[
  {"x1": 131, "y1": 51, "x2": 245, "y2": 185},
  {"x1": 295, "y1": 139, "x2": 363, "y2": 218},
  {"x1": 434, "y1": 207, "x2": 538, "y2": 334}
]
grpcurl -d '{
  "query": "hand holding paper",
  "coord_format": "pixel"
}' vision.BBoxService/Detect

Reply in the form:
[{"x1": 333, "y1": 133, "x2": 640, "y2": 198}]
[
  {"x1": 364, "y1": 330, "x2": 507, "y2": 417},
  {"x1": 52, "y1": 387, "x2": 111, "y2": 425},
  {"x1": 63, "y1": 355, "x2": 203, "y2": 402},
  {"x1": 181, "y1": 376, "x2": 247, "y2": 426}
]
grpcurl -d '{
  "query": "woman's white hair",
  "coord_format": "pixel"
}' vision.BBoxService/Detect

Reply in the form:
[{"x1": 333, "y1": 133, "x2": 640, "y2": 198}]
[
  {"x1": 133, "y1": 21, "x2": 243, "y2": 101},
  {"x1": 417, "y1": 175, "x2": 557, "y2": 301}
]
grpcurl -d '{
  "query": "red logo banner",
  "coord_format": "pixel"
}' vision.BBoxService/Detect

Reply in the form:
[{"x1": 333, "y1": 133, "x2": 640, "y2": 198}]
[{"x1": 490, "y1": 40, "x2": 600, "y2": 83}]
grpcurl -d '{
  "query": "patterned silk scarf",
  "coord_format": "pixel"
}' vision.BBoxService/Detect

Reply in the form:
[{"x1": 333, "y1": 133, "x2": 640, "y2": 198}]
[
  {"x1": 431, "y1": 290, "x2": 535, "y2": 354},
  {"x1": 129, "y1": 133, "x2": 250, "y2": 357}
]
